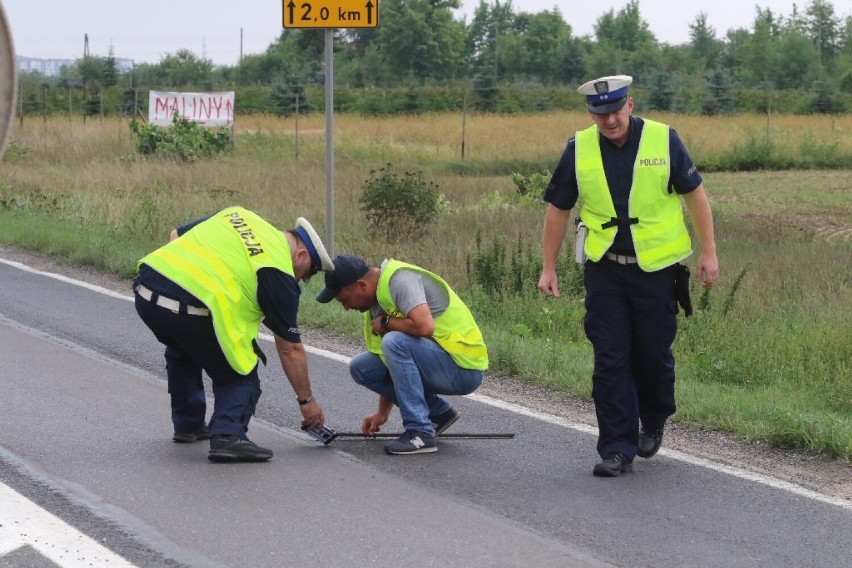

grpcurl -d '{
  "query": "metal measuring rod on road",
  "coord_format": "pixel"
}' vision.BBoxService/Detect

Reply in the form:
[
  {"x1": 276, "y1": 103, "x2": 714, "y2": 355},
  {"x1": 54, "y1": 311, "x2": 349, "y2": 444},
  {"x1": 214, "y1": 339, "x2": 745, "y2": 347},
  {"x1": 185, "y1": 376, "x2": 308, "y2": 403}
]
[
  {"x1": 333, "y1": 432, "x2": 515, "y2": 441},
  {"x1": 302, "y1": 424, "x2": 515, "y2": 445}
]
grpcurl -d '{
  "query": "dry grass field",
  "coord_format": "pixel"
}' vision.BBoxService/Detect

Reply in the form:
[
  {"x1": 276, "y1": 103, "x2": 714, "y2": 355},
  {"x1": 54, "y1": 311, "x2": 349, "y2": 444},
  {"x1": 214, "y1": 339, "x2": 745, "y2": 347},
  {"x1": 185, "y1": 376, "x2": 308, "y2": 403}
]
[
  {"x1": 6, "y1": 111, "x2": 851, "y2": 262},
  {"x1": 232, "y1": 111, "x2": 852, "y2": 163}
]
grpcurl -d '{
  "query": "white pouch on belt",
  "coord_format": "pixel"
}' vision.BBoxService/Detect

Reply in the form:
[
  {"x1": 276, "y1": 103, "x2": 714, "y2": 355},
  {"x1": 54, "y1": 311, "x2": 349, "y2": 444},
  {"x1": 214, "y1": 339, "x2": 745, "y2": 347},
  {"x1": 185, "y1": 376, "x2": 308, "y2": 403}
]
[{"x1": 575, "y1": 221, "x2": 587, "y2": 264}]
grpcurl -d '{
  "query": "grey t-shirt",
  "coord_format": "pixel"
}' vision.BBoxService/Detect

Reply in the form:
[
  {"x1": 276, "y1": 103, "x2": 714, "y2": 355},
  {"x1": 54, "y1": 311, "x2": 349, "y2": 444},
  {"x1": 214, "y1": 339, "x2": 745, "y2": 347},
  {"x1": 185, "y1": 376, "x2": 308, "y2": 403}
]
[{"x1": 370, "y1": 259, "x2": 449, "y2": 320}]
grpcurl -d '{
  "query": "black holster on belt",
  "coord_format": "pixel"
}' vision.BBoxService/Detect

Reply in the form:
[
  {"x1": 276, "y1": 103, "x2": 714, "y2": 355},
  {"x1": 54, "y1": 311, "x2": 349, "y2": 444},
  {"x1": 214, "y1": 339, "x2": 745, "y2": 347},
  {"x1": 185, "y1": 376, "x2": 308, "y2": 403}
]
[
  {"x1": 674, "y1": 263, "x2": 693, "y2": 317},
  {"x1": 252, "y1": 339, "x2": 268, "y2": 366}
]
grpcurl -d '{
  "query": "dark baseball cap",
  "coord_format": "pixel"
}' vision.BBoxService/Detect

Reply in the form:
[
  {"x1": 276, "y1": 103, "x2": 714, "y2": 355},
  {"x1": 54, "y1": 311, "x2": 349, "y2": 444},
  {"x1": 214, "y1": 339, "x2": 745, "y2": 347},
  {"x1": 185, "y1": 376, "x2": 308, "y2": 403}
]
[{"x1": 315, "y1": 254, "x2": 370, "y2": 303}]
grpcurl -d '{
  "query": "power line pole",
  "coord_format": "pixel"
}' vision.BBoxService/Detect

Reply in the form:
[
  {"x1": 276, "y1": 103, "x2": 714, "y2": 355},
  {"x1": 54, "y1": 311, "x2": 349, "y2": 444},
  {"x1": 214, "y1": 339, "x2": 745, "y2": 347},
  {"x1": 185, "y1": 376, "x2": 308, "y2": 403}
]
[
  {"x1": 83, "y1": 34, "x2": 89, "y2": 124},
  {"x1": 239, "y1": 28, "x2": 244, "y2": 87}
]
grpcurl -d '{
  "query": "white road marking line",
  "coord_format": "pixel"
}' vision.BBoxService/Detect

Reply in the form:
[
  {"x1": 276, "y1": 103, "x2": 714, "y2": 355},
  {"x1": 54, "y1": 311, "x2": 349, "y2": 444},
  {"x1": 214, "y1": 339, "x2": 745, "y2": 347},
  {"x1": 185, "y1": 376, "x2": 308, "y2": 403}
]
[
  {"x1": 465, "y1": 394, "x2": 852, "y2": 512},
  {"x1": 2, "y1": 256, "x2": 849, "y2": 512},
  {"x1": 0, "y1": 482, "x2": 137, "y2": 567},
  {"x1": 0, "y1": 258, "x2": 130, "y2": 301}
]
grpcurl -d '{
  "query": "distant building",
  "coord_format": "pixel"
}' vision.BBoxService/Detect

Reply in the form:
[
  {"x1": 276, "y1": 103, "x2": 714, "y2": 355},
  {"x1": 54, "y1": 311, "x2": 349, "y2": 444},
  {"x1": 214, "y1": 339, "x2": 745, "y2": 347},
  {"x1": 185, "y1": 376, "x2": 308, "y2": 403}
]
[{"x1": 16, "y1": 55, "x2": 134, "y2": 77}]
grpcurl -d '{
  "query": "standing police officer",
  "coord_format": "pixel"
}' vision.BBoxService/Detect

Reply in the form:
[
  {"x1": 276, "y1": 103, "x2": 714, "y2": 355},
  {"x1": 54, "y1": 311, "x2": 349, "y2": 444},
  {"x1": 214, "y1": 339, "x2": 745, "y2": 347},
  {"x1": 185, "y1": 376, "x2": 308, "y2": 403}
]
[
  {"x1": 538, "y1": 76, "x2": 719, "y2": 477},
  {"x1": 134, "y1": 206, "x2": 334, "y2": 463}
]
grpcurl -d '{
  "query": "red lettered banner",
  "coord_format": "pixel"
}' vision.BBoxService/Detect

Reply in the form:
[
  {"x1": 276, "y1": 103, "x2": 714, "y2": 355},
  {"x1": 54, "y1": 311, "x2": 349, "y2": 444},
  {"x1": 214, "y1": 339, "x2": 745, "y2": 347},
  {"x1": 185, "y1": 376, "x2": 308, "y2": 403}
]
[{"x1": 148, "y1": 91, "x2": 235, "y2": 127}]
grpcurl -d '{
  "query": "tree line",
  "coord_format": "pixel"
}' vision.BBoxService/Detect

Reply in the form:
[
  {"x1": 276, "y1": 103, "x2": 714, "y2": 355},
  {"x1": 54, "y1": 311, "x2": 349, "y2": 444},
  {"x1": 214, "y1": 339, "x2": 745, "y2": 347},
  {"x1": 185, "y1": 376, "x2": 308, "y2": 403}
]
[{"x1": 16, "y1": 0, "x2": 852, "y2": 117}]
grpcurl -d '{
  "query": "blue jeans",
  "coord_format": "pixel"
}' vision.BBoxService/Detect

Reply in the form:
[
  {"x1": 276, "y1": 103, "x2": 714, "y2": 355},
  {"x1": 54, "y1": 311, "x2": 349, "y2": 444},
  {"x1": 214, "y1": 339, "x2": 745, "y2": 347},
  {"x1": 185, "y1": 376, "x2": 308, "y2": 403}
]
[{"x1": 349, "y1": 331, "x2": 483, "y2": 435}]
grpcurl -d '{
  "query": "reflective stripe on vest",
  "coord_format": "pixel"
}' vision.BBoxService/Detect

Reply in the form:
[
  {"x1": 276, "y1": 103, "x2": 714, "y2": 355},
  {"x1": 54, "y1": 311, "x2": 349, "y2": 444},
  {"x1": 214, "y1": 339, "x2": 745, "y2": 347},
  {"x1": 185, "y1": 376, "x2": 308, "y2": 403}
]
[
  {"x1": 362, "y1": 259, "x2": 488, "y2": 370},
  {"x1": 139, "y1": 207, "x2": 295, "y2": 374},
  {"x1": 576, "y1": 119, "x2": 692, "y2": 271}
]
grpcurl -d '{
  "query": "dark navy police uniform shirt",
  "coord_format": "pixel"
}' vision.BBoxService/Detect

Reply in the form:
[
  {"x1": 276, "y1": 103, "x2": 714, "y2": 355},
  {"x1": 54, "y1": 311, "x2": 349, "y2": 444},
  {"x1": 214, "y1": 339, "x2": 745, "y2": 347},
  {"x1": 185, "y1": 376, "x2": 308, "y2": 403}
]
[
  {"x1": 137, "y1": 215, "x2": 302, "y2": 343},
  {"x1": 543, "y1": 116, "x2": 703, "y2": 256}
]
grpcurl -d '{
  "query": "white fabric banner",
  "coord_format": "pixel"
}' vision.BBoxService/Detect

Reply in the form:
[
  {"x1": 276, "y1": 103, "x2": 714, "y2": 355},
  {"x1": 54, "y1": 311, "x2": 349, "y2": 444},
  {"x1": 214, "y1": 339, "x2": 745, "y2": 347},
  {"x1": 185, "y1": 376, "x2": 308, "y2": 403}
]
[{"x1": 148, "y1": 91, "x2": 235, "y2": 127}]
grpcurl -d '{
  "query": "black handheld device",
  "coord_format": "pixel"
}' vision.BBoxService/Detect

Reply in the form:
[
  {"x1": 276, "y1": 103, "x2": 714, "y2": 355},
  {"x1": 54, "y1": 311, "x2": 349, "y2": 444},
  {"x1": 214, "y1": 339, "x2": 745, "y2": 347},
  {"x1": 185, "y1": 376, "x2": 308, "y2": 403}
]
[{"x1": 301, "y1": 424, "x2": 338, "y2": 445}]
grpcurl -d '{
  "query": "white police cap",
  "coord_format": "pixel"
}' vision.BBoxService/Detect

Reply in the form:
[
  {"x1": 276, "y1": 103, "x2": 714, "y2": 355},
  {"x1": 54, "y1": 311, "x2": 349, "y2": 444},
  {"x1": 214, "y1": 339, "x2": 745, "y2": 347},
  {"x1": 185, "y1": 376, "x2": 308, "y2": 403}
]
[
  {"x1": 293, "y1": 217, "x2": 334, "y2": 282},
  {"x1": 577, "y1": 75, "x2": 633, "y2": 114}
]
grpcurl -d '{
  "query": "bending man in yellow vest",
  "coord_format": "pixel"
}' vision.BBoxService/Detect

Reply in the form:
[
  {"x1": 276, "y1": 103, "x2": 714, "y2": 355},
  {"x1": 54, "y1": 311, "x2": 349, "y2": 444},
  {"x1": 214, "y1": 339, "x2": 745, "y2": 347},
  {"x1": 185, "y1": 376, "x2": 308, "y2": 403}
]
[
  {"x1": 316, "y1": 254, "x2": 488, "y2": 455},
  {"x1": 537, "y1": 75, "x2": 719, "y2": 477},
  {"x1": 133, "y1": 206, "x2": 334, "y2": 463}
]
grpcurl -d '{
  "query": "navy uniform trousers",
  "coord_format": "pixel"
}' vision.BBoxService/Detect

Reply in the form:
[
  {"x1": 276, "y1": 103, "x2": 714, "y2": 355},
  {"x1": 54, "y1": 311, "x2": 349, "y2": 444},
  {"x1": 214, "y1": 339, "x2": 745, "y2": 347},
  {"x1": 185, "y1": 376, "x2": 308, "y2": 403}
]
[
  {"x1": 134, "y1": 289, "x2": 262, "y2": 439},
  {"x1": 583, "y1": 258, "x2": 678, "y2": 461}
]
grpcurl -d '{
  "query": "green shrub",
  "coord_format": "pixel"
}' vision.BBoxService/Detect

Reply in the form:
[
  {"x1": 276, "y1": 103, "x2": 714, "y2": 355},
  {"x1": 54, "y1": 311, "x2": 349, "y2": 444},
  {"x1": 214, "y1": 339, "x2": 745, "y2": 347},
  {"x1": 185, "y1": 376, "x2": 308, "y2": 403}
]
[
  {"x1": 720, "y1": 134, "x2": 779, "y2": 171},
  {"x1": 469, "y1": 231, "x2": 582, "y2": 300},
  {"x1": 510, "y1": 170, "x2": 551, "y2": 202},
  {"x1": 129, "y1": 112, "x2": 233, "y2": 161},
  {"x1": 359, "y1": 163, "x2": 442, "y2": 240}
]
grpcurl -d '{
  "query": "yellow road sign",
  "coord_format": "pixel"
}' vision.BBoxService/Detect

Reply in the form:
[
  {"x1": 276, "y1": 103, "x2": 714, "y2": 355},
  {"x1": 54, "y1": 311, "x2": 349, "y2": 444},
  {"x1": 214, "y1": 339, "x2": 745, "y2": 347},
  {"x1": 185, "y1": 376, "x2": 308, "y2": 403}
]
[{"x1": 283, "y1": 0, "x2": 379, "y2": 29}]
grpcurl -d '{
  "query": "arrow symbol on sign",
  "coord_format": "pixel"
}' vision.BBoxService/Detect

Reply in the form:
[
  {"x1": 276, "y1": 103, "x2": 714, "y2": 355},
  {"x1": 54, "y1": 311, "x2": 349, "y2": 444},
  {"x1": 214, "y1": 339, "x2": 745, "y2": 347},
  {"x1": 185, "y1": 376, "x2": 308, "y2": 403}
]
[{"x1": 365, "y1": 0, "x2": 374, "y2": 25}]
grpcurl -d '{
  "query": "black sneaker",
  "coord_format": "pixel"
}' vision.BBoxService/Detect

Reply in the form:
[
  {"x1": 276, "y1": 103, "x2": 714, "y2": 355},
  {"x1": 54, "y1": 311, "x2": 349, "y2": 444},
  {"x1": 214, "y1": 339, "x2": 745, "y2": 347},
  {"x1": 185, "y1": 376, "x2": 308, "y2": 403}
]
[
  {"x1": 430, "y1": 407, "x2": 461, "y2": 436},
  {"x1": 173, "y1": 424, "x2": 211, "y2": 443},
  {"x1": 593, "y1": 453, "x2": 633, "y2": 477},
  {"x1": 637, "y1": 427, "x2": 664, "y2": 459},
  {"x1": 208, "y1": 435, "x2": 273, "y2": 463},
  {"x1": 384, "y1": 430, "x2": 437, "y2": 455}
]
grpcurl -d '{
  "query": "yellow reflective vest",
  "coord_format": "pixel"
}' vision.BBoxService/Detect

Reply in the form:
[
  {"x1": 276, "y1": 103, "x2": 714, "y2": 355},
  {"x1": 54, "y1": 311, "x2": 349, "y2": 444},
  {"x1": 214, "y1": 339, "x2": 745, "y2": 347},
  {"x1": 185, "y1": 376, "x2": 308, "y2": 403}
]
[
  {"x1": 575, "y1": 119, "x2": 692, "y2": 271},
  {"x1": 363, "y1": 260, "x2": 488, "y2": 371},
  {"x1": 139, "y1": 207, "x2": 295, "y2": 375}
]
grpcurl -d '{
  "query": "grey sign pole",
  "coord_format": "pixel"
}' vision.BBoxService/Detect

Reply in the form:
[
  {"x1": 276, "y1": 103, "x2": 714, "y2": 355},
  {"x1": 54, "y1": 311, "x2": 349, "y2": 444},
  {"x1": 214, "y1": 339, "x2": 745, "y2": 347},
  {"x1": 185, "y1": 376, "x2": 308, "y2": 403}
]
[
  {"x1": 324, "y1": 28, "x2": 335, "y2": 257},
  {"x1": 283, "y1": 0, "x2": 379, "y2": 257}
]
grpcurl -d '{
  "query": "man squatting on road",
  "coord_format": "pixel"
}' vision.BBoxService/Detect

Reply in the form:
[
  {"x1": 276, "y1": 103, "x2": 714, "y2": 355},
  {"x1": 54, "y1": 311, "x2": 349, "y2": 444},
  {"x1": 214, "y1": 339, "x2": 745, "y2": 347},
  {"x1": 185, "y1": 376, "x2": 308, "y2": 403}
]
[
  {"x1": 316, "y1": 254, "x2": 489, "y2": 455},
  {"x1": 538, "y1": 75, "x2": 719, "y2": 477},
  {"x1": 133, "y1": 206, "x2": 334, "y2": 463}
]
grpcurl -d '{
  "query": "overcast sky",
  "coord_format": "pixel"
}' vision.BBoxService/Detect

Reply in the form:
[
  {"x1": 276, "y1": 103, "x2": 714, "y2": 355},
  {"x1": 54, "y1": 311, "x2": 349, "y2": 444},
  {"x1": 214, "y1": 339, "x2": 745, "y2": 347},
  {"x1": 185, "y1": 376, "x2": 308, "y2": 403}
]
[{"x1": 4, "y1": 0, "x2": 850, "y2": 65}]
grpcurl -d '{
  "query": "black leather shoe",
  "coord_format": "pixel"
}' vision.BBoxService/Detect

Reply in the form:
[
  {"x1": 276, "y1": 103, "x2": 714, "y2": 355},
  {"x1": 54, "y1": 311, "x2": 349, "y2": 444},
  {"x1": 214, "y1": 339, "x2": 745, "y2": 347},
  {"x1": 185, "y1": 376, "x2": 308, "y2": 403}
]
[
  {"x1": 173, "y1": 424, "x2": 211, "y2": 443},
  {"x1": 637, "y1": 427, "x2": 664, "y2": 459},
  {"x1": 208, "y1": 435, "x2": 273, "y2": 463},
  {"x1": 593, "y1": 453, "x2": 633, "y2": 477}
]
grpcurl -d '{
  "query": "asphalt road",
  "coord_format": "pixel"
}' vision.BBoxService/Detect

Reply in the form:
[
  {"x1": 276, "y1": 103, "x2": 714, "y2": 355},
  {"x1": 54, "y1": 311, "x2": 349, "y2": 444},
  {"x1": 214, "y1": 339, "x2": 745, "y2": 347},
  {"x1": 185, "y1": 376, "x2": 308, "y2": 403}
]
[{"x1": 0, "y1": 257, "x2": 850, "y2": 567}]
